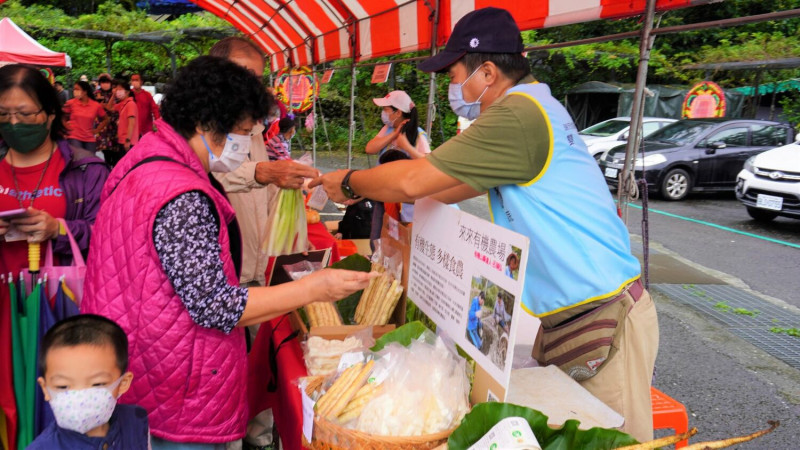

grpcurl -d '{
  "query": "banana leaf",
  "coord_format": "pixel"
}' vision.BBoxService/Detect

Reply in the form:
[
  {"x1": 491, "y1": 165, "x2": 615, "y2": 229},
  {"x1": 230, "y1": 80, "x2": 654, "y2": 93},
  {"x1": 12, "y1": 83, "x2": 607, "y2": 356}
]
[
  {"x1": 370, "y1": 321, "x2": 428, "y2": 352},
  {"x1": 448, "y1": 402, "x2": 638, "y2": 450},
  {"x1": 329, "y1": 254, "x2": 371, "y2": 324}
]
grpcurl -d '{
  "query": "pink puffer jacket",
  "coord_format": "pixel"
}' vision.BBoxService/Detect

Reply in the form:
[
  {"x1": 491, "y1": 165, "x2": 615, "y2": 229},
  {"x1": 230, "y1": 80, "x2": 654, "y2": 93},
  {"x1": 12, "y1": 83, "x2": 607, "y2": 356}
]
[{"x1": 82, "y1": 119, "x2": 247, "y2": 443}]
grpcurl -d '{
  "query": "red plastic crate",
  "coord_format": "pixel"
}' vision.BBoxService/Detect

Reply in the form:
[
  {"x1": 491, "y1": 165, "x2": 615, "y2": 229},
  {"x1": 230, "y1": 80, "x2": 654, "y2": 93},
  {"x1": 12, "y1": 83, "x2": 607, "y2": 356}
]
[{"x1": 651, "y1": 386, "x2": 689, "y2": 448}]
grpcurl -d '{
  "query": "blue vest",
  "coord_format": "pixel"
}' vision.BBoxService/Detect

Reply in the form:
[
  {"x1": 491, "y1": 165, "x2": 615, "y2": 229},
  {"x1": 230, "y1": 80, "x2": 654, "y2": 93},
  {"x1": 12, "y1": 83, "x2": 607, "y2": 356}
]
[
  {"x1": 488, "y1": 82, "x2": 641, "y2": 317},
  {"x1": 27, "y1": 404, "x2": 149, "y2": 450}
]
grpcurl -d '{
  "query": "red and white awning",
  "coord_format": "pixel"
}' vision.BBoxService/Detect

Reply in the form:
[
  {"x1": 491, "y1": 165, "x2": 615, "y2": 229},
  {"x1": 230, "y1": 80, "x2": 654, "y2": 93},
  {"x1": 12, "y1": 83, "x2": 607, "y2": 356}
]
[
  {"x1": 0, "y1": 17, "x2": 72, "y2": 67},
  {"x1": 189, "y1": 0, "x2": 715, "y2": 71}
]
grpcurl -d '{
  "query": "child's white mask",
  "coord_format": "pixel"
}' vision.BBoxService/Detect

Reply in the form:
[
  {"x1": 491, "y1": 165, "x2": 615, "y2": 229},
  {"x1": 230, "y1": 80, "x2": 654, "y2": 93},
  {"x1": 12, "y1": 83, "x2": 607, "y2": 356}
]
[{"x1": 48, "y1": 376, "x2": 124, "y2": 434}]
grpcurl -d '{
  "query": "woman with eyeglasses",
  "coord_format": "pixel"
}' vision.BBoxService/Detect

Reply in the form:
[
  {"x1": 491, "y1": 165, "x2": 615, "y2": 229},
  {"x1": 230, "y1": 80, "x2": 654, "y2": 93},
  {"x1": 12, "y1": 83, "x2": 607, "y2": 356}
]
[{"x1": 0, "y1": 64, "x2": 110, "y2": 276}]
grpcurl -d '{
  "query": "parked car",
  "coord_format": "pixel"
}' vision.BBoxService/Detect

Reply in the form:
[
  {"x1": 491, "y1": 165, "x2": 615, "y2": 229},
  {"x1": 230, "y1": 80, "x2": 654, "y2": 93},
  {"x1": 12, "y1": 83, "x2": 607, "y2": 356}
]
[
  {"x1": 599, "y1": 118, "x2": 794, "y2": 200},
  {"x1": 736, "y1": 140, "x2": 800, "y2": 222},
  {"x1": 579, "y1": 116, "x2": 676, "y2": 160}
]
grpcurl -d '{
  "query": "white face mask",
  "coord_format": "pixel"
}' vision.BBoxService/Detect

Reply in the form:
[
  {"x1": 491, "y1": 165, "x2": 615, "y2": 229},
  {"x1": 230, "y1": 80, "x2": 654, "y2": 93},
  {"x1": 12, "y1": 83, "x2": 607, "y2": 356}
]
[
  {"x1": 202, "y1": 132, "x2": 251, "y2": 173},
  {"x1": 448, "y1": 66, "x2": 488, "y2": 121},
  {"x1": 48, "y1": 377, "x2": 124, "y2": 434},
  {"x1": 115, "y1": 90, "x2": 126, "y2": 100},
  {"x1": 380, "y1": 110, "x2": 394, "y2": 127}
]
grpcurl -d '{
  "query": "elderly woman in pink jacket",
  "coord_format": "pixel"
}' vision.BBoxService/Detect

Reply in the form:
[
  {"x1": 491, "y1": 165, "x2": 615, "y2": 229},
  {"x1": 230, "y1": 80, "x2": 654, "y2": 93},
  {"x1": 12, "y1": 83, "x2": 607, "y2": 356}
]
[{"x1": 82, "y1": 56, "x2": 373, "y2": 449}]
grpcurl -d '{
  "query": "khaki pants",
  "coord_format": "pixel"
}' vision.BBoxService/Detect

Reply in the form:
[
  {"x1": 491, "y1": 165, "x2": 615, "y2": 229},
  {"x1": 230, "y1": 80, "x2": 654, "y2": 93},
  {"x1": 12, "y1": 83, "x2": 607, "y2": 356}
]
[{"x1": 580, "y1": 289, "x2": 659, "y2": 442}]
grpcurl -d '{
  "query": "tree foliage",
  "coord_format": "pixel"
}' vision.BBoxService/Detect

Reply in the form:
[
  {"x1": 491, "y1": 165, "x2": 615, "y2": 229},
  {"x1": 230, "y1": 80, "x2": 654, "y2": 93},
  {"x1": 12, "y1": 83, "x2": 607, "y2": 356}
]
[
  {"x1": 3, "y1": 0, "x2": 799, "y2": 149},
  {"x1": 0, "y1": 0, "x2": 231, "y2": 82}
]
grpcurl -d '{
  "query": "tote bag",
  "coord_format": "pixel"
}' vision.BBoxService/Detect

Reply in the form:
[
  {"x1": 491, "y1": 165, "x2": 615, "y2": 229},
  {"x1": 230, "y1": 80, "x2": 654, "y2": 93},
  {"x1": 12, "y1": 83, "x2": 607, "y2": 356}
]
[{"x1": 23, "y1": 218, "x2": 85, "y2": 306}]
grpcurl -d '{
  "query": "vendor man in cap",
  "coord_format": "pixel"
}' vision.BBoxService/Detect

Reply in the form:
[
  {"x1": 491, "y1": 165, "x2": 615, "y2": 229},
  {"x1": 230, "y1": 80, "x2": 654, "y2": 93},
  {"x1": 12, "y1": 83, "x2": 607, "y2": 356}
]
[{"x1": 311, "y1": 7, "x2": 658, "y2": 441}]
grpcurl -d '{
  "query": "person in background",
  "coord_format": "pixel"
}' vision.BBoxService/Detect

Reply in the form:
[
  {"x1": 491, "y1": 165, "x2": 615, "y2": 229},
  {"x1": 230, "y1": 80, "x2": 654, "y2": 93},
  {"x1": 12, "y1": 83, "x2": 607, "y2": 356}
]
[
  {"x1": 0, "y1": 64, "x2": 109, "y2": 276},
  {"x1": 505, "y1": 252, "x2": 519, "y2": 279},
  {"x1": 266, "y1": 117, "x2": 295, "y2": 161},
  {"x1": 209, "y1": 36, "x2": 318, "y2": 287},
  {"x1": 467, "y1": 291, "x2": 485, "y2": 349},
  {"x1": 311, "y1": 7, "x2": 657, "y2": 441},
  {"x1": 54, "y1": 81, "x2": 69, "y2": 107},
  {"x1": 95, "y1": 74, "x2": 119, "y2": 163},
  {"x1": 365, "y1": 90, "x2": 431, "y2": 242},
  {"x1": 29, "y1": 314, "x2": 149, "y2": 449},
  {"x1": 81, "y1": 56, "x2": 372, "y2": 449},
  {"x1": 377, "y1": 149, "x2": 414, "y2": 223},
  {"x1": 62, "y1": 81, "x2": 109, "y2": 153},
  {"x1": 110, "y1": 79, "x2": 138, "y2": 167},
  {"x1": 129, "y1": 73, "x2": 160, "y2": 138},
  {"x1": 494, "y1": 293, "x2": 510, "y2": 335}
]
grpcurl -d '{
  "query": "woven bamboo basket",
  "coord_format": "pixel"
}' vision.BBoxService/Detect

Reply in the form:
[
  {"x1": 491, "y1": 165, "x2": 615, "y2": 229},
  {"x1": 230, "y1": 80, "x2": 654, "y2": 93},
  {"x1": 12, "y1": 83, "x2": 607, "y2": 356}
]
[{"x1": 301, "y1": 376, "x2": 456, "y2": 450}]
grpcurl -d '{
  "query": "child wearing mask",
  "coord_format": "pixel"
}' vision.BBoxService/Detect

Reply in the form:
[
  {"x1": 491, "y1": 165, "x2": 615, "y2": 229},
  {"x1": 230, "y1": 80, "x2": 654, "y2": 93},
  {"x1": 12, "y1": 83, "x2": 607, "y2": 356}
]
[
  {"x1": 29, "y1": 314, "x2": 149, "y2": 449},
  {"x1": 267, "y1": 117, "x2": 295, "y2": 161}
]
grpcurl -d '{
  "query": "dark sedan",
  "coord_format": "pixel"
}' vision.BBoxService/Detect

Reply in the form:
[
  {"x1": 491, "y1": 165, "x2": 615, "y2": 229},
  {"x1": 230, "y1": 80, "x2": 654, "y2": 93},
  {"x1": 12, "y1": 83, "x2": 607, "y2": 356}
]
[{"x1": 599, "y1": 119, "x2": 794, "y2": 200}]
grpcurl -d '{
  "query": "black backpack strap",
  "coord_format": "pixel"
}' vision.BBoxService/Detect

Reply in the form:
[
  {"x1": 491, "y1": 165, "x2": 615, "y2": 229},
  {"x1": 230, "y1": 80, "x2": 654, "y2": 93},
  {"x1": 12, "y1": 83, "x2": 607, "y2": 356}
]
[{"x1": 108, "y1": 156, "x2": 190, "y2": 197}]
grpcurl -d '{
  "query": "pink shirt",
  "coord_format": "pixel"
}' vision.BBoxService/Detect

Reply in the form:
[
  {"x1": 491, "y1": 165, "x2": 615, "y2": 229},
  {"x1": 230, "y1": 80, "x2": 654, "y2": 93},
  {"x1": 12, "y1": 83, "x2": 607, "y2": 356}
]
[
  {"x1": 63, "y1": 98, "x2": 106, "y2": 142},
  {"x1": 115, "y1": 97, "x2": 139, "y2": 145}
]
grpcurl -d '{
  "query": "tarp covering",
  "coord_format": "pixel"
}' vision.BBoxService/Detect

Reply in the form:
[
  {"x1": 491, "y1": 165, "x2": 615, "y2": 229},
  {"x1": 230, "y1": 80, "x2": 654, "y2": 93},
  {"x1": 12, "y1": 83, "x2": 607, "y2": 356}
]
[
  {"x1": 186, "y1": 0, "x2": 715, "y2": 71},
  {"x1": 0, "y1": 17, "x2": 71, "y2": 67},
  {"x1": 567, "y1": 81, "x2": 746, "y2": 129},
  {"x1": 731, "y1": 79, "x2": 800, "y2": 96}
]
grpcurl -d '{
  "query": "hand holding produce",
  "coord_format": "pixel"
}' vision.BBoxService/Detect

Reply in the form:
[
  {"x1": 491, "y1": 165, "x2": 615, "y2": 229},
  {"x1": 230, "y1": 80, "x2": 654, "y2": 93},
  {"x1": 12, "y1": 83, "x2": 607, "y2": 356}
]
[
  {"x1": 263, "y1": 188, "x2": 308, "y2": 256},
  {"x1": 355, "y1": 262, "x2": 404, "y2": 326},
  {"x1": 301, "y1": 268, "x2": 376, "y2": 304}
]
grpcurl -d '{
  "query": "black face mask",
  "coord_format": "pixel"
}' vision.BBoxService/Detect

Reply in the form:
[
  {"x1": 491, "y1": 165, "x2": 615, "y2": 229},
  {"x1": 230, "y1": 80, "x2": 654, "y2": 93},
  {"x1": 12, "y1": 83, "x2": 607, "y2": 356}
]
[{"x1": 0, "y1": 121, "x2": 50, "y2": 154}]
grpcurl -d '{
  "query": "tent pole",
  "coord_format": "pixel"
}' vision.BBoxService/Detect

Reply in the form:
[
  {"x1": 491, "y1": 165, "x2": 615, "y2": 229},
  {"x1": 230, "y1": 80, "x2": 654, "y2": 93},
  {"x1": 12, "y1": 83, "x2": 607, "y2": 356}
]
[
  {"x1": 316, "y1": 94, "x2": 332, "y2": 153},
  {"x1": 347, "y1": 63, "x2": 356, "y2": 170},
  {"x1": 312, "y1": 63, "x2": 317, "y2": 167},
  {"x1": 425, "y1": 0, "x2": 440, "y2": 137},
  {"x1": 618, "y1": 0, "x2": 657, "y2": 222}
]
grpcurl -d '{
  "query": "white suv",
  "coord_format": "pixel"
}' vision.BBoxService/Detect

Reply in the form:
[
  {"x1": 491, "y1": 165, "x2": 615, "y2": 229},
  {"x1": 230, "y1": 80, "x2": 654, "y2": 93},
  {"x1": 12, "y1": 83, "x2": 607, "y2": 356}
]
[
  {"x1": 736, "y1": 141, "x2": 800, "y2": 222},
  {"x1": 579, "y1": 117, "x2": 676, "y2": 160}
]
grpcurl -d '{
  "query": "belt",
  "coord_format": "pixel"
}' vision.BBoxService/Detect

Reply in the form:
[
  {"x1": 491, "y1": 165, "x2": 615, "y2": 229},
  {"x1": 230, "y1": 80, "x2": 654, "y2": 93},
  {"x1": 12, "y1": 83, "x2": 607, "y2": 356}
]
[{"x1": 618, "y1": 278, "x2": 645, "y2": 303}]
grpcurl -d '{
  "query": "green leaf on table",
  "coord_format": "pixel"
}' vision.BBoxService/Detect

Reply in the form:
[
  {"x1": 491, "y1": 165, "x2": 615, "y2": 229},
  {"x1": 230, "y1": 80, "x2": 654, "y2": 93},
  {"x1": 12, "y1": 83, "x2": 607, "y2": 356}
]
[
  {"x1": 447, "y1": 402, "x2": 638, "y2": 450},
  {"x1": 330, "y1": 254, "x2": 372, "y2": 324},
  {"x1": 370, "y1": 321, "x2": 429, "y2": 352}
]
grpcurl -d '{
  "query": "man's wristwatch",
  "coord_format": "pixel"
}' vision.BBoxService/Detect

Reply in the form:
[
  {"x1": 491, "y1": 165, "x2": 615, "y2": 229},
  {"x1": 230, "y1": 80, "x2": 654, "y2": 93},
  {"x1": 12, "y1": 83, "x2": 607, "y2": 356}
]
[{"x1": 341, "y1": 169, "x2": 361, "y2": 200}]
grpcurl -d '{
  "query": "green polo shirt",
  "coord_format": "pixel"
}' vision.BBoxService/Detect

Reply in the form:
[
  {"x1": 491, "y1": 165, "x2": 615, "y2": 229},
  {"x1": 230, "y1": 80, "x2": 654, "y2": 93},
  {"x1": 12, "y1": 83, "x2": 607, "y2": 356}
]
[{"x1": 427, "y1": 76, "x2": 551, "y2": 192}]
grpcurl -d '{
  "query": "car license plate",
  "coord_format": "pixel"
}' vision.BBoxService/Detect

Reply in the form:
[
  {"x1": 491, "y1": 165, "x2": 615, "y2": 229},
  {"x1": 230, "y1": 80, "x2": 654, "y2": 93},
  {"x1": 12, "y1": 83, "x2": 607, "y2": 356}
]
[
  {"x1": 604, "y1": 167, "x2": 618, "y2": 179},
  {"x1": 756, "y1": 194, "x2": 783, "y2": 211}
]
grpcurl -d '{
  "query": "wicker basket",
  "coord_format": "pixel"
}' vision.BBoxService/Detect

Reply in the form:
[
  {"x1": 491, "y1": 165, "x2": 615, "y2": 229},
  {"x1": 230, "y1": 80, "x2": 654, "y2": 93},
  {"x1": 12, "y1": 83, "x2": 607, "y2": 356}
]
[{"x1": 302, "y1": 376, "x2": 455, "y2": 450}]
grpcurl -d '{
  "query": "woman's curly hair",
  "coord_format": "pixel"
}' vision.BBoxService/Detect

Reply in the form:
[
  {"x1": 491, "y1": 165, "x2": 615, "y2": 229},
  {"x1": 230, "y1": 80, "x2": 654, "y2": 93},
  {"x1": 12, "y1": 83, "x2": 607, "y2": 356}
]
[{"x1": 160, "y1": 56, "x2": 271, "y2": 141}]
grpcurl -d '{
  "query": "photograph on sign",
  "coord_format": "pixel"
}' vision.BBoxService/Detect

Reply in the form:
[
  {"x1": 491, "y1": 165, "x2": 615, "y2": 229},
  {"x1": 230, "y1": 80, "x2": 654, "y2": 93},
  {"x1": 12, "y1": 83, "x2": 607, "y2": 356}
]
[
  {"x1": 406, "y1": 198, "x2": 529, "y2": 401},
  {"x1": 465, "y1": 276, "x2": 515, "y2": 371}
]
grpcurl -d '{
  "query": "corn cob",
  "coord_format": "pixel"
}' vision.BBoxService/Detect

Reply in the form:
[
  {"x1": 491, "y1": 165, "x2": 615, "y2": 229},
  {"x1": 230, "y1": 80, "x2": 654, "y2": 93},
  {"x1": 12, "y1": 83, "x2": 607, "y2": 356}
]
[
  {"x1": 337, "y1": 382, "x2": 381, "y2": 423},
  {"x1": 322, "y1": 360, "x2": 374, "y2": 420},
  {"x1": 376, "y1": 283, "x2": 404, "y2": 326},
  {"x1": 315, "y1": 362, "x2": 362, "y2": 417},
  {"x1": 306, "y1": 302, "x2": 343, "y2": 327}
]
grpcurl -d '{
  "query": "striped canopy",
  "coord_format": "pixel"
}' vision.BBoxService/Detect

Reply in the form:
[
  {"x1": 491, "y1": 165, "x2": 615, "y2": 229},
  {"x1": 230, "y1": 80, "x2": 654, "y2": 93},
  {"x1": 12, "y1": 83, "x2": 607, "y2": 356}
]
[{"x1": 190, "y1": 0, "x2": 715, "y2": 71}]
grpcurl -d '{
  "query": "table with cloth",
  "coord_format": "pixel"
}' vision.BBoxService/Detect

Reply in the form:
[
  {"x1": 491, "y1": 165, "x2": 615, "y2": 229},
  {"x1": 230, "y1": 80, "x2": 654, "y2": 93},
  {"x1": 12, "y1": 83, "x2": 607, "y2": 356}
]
[{"x1": 247, "y1": 221, "x2": 340, "y2": 450}]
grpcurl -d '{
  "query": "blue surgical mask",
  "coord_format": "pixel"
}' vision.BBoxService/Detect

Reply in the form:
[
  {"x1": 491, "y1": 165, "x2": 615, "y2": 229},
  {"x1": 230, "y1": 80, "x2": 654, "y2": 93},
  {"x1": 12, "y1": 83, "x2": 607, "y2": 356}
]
[
  {"x1": 201, "y1": 133, "x2": 251, "y2": 173},
  {"x1": 380, "y1": 110, "x2": 393, "y2": 127},
  {"x1": 448, "y1": 66, "x2": 488, "y2": 120}
]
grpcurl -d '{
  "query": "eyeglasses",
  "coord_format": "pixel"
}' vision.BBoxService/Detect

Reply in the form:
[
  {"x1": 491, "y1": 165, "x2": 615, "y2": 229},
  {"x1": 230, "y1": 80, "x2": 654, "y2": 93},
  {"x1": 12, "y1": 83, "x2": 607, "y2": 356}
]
[{"x1": 0, "y1": 109, "x2": 45, "y2": 124}]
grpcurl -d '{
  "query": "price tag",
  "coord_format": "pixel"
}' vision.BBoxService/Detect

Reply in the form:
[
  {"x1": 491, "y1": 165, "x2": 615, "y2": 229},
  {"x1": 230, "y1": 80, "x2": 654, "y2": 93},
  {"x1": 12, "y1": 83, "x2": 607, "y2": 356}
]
[
  {"x1": 337, "y1": 351, "x2": 364, "y2": 371},
  {"x1": 307, "y1": 185, "x2": 329, "y2": 211},
  {"x1": 301, "y1": 386, "x2": 316, "y2": 443}
]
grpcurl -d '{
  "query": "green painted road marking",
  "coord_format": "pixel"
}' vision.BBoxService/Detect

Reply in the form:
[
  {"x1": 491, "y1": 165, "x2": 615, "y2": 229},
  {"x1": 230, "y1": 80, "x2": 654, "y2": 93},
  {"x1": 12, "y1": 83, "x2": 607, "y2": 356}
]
[{"x1": 626, "y1": 203, "x2": 800, "y2": 250}]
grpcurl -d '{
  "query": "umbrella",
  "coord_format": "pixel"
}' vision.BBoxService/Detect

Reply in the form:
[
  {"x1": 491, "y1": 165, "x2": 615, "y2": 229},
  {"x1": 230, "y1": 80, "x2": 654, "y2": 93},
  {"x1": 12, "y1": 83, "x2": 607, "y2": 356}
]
[
  {"x1": 9, "y1": 274, "x2": 42, "y2": 448},
  {"x1": 1, "y1": 274, "x2": 19, "y2": 450}
]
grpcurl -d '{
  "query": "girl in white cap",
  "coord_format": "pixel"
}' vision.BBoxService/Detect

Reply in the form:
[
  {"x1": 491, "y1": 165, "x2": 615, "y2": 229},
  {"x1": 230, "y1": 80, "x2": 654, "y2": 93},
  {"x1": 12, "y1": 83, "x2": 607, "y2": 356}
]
[{"x1": 365, "y1": 90, "x2": 430, "y2": 240}]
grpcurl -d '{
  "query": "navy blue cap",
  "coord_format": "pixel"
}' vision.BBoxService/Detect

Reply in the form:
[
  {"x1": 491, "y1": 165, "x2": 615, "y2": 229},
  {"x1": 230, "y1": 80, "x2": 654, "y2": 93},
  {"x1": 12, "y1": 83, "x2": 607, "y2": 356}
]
[{"x1": 418, "y1": 7, "x2": 524, "y2": 73}]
